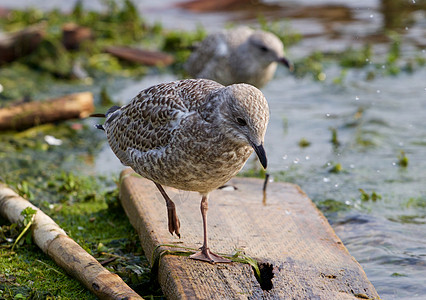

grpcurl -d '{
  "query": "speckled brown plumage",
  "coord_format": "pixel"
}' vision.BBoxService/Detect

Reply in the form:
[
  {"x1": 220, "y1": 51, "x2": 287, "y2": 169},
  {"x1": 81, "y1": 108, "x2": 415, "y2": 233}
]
[
  {"x1": 97, "y1": 78, "x2": 269, "y2": 263},
  {"x1": 185, "y1": 26, "x2": 292, "y2": 88}
]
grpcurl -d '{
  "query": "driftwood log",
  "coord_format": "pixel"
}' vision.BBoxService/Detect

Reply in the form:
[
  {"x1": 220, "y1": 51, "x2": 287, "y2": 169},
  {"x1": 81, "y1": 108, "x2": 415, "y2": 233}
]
[
  {"x1": 0, "y1": 183, "x2": 143, "y2": 300},
  {"x1": 0, "y1": 23, "x2": 46, "y2": 64},
  {"x1": 0, "y1": 92, "x2": 94, "y2": 131},
  {"x1": 62, "y1": 23, "x2": 93, "y2": 50},
  {"x1": 105, "y1": 46, "x2": 174, "y2": 67},
  {"x1": 176, "y1": 0, "x2": 250, "y2": 12}
]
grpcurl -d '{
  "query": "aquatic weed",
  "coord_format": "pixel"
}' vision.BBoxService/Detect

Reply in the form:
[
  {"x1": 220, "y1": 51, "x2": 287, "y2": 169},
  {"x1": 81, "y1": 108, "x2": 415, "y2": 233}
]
[
  {"x1": 359, "y1": 189, "x2": 382, "y2": 202},
  {"x1": 397, "y1": 150, "x2": 408, "y2": 167}
]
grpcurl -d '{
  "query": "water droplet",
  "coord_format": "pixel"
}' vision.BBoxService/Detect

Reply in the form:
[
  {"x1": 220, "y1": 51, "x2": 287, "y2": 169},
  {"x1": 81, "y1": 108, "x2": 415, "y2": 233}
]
[
  {"x1": 376, "y1": 89, "x2": 381, "y2": 94},
  {"x1": 345, "y1": 200, "x2": 351, "y2": 205},
  {"x1": 293, "y1": 158, "x2": 300, "y2": 164},
  {"x1": 305, "y1": 156, "x2": 310, "y2": 160},
  {"x1": 334, "y1": 183, "x2": 339, "y2": 188},
  {"x1": 323, "y1": 177, "x2": 330, "y2": 183},
  {"x1": 412, "y1": 0, "x2": 416, "y2": 3},
  {"x1": 398, "y1": 142, "x2": 404, "y2": 146},
  {"x1": 369, "y1": 14, "x2": 374, "y2": 18},
  {"x1": 282, "y1": 154, "x2": 288, "y2": 160},
  {"x1": 392, "y1": 162, "x2": 396, "y2": 166},
  {"x1": 376, "y1": 169, "x2": 381, "y2": 173},
  {"x1": 350, "y1": 164, "x2": 355, "y2": 169},
  {"x1": 365, "y1": 58, "x2": 369, "y2": 62},
  {"x1": 405, "y1": 27, "x2": 409, "y2": 30},
  {"x1": 326, "y1": 113, "x2": 331, "y2": 117},
  {"x1": 355, "y1": 96, "x2": 360, "y2": 101},
  {"x1": 382, "y1": 65, "x2": 386, "y2": 69}
]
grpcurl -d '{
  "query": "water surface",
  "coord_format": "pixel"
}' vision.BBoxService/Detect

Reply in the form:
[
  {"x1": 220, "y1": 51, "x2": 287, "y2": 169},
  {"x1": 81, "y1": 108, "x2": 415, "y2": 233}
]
[
  {"x1": 3, "y1": 1, "x2": 425, "y2": 299},
  {"x1": 93, "y1": 2, "x2": 426, "y2": 299}
]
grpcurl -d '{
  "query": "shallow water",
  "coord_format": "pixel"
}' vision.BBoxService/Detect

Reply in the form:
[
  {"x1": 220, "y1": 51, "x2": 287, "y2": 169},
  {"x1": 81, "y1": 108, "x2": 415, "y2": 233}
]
[
  {"x1": 102, "y1": 10, "x2": 425, "y2": 300},
  {"x1": 3, "y1": 0, "x2": 425, "y2": 299},
  {"x1": 91, "y1": 62, "x2": 426, "y2": 300}
]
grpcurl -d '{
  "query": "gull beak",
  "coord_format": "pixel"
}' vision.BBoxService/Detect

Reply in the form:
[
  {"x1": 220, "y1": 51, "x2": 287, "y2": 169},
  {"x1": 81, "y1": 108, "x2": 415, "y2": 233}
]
[
  {"x1": 251, "y1": 143, "x2": 268, "y2": 169},
  {"x1": 278, "y1": 57, "x2": 294, "y2": 72}
]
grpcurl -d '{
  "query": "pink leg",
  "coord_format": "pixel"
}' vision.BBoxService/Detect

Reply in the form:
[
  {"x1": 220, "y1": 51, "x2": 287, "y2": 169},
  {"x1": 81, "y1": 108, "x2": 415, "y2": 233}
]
[
  {"x1": 154, "y1": 182, "x2": 180, "y2": 238},
  {"x1": 189, "y1": 195, "x2": 231, "y2": 264}
]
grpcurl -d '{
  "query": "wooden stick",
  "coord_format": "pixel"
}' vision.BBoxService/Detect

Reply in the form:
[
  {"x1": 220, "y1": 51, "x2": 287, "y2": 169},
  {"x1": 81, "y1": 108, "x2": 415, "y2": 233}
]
[
  {"x1": 0, "y1": 183, "x2": 144, "y2": 300},
  {"x1": 176, "y1": 0, "x2": 248, "y2": 12},
  {"x1": 105, "y1": 46, "x2": 174, "y2": 67},
  {"x1": 0, "y1": 92, "x2": 94, "y2": 131},
  {"x1": 62, "y1": 23, "x2": 93, "y2": 50}
]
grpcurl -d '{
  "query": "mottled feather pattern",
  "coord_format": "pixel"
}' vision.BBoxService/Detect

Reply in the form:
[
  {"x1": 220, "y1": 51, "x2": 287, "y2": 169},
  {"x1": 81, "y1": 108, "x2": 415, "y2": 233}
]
[{"x1": 102, "y1": 78, "x2": 269, "y2": 194}]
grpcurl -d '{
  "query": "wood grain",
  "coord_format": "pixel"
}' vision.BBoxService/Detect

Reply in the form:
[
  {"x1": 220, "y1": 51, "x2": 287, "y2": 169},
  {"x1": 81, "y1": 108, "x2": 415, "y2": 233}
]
[{"x1": 120, "y1": 168, "x2": 380, "y2": 299}]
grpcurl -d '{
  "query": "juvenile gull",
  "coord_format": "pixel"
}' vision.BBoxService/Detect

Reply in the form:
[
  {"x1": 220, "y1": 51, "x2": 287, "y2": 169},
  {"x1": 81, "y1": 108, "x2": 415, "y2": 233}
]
[
  {"x1": 185, "y1": 26, "x2": 293, "y2": 88},
  {"x1": 94, "y1": 79, "x2": 269, "y2": 263}
]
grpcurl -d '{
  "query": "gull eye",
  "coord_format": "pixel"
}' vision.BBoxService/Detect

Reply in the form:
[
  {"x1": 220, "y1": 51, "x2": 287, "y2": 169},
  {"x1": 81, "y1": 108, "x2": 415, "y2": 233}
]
[
  {"x1": 236, "y1": 117, "x2": 247, "y2": 126},
  {"x1": 259, "y1": 45, "x2": 268, "y2": 52}
]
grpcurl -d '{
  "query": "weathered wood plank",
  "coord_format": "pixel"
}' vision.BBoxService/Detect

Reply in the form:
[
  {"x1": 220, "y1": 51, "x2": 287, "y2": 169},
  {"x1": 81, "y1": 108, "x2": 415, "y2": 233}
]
[{"x1": 119, "y1": 168, "x2": 380, "y2": 299}]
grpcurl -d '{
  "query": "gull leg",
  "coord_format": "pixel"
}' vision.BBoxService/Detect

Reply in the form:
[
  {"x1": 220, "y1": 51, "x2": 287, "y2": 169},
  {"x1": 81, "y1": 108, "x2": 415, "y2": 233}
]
[
  {"x1": 154, "y1": 182, "x2": 180, "y2": 238},
  {"x1": 189, "y1": 195, "x2": 231, "y2": 264}
]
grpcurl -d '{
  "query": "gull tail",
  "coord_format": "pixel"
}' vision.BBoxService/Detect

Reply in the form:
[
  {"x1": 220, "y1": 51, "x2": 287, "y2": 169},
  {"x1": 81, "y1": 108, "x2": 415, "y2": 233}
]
[{"x1": 90, "y1": 105, "x2": 121, "y2": 131}]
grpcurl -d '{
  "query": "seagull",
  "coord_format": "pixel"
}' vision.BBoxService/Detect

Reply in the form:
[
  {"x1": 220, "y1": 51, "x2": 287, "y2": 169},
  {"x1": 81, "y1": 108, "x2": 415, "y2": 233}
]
[
  {"x1": 185, "y1": 26, "x2": 293, "y2": 88},
  {"x1": 93, "y1": 79, "x2": 269, "y2": 263}
]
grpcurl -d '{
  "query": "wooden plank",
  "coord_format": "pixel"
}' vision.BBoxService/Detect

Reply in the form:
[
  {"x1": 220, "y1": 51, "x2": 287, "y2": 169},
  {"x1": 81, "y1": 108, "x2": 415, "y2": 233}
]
[{"x1": 119, "y1": 168, "x2": 380, "y2": 299}]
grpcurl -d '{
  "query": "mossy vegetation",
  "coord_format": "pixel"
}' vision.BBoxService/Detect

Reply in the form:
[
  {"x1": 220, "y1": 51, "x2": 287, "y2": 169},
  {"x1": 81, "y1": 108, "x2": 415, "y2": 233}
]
[
  {"x1": 0, "y1": 244, "x2": 94, "y2": 299},
  {"x1": 0, "y1": 2, "x2": 194, "y2": 297},
  {"x1": 0, "y1": 0, "x2": 204, "y2": 101},
  {"x1": 1, "y1": 0, "x2": 425, "y2": 298},
  {"x1": 359, "y1": 189, "x2": 382, "y2": 202},
  {"x1": 328, "y1": 162, "x2": 343, "y2": 174},
  {"x1": 397, "y1": 150, "x2": 409, "y2": 168},
  {"x1": 0, "y1": 172, "x2": 163, "y2": 299},
  {"x1": 298, "y1": 137, "x2": 311, "y2": 148},
  {"x1": 293, "y1": 33, "x2": 425, "y2": 82},
  {"x1": 0, "y1": 122, "x2": 161, "y2": 298}
]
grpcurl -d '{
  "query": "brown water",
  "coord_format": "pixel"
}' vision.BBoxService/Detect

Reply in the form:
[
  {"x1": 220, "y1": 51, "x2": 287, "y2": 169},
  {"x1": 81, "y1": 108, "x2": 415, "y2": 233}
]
[{"x1": 3, "y1": 0, "x2": 425, "y2": 299}]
